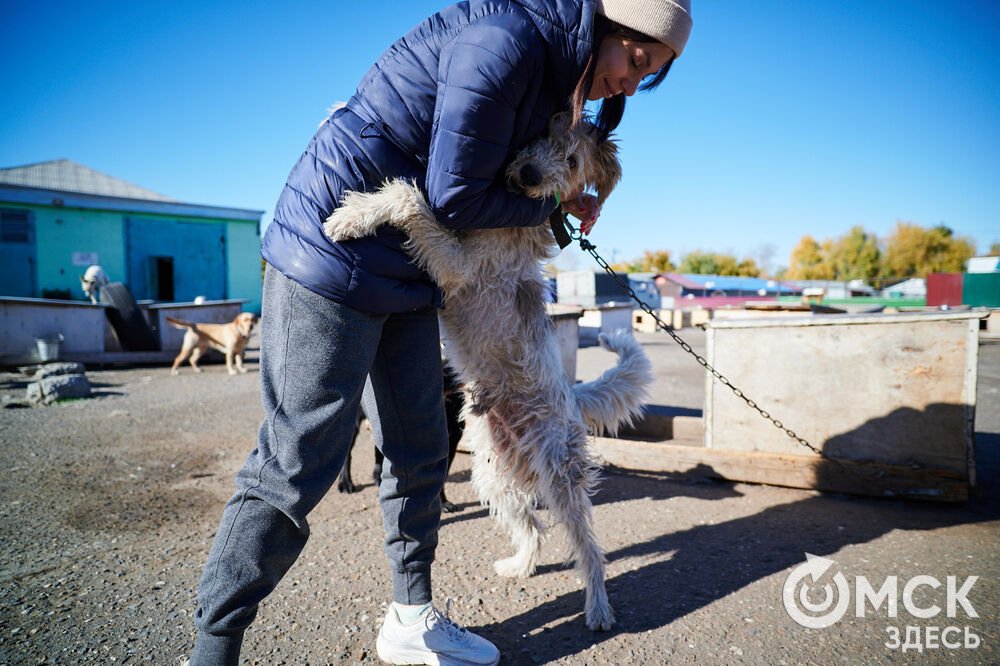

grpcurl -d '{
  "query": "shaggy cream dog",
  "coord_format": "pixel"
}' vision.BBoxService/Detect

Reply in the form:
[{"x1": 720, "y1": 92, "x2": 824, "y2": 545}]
[{"x1": 324, "y1": 113, "x2": 652, "y2": 631}]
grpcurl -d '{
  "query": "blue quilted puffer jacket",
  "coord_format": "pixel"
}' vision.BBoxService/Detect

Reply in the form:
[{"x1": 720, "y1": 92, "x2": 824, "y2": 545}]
[{"x1": 261, "y1": 0, "x2": 597, "y2": 313}]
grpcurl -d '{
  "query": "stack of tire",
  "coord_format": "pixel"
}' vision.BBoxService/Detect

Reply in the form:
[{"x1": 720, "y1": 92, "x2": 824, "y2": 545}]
[{"x1": 100, "y1": 282, "x2": 159, "y2": 351}]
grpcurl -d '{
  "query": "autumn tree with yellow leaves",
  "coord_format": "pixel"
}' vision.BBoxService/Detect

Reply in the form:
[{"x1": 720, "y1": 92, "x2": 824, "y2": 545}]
[
  {"x1": 611, "y1": 249, "x2": 676, "y2": 273},
  {"x1": 678, "y1": 251, "x2": 761, "y2": 277},
  {"x1": 881, "y1": 222, "x2": 976, "y2": 277},
  {"x1": 786, "y1": 222, "x2": 975, "y2": 280},
  {"x1": 611, "y1": 248, "x2": 761, "y2": 276},
  {"x1": 786, "y1": 235, "x2": 834, "y2": 280},
  {"x1": 597, "y1": 221, "x2": 977, "y2": 281}
]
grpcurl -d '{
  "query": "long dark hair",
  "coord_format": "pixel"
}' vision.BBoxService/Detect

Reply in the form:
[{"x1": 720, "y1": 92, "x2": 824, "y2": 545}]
[{"x1": 570, "y1": 14, "x2": 675, "y2": 141}]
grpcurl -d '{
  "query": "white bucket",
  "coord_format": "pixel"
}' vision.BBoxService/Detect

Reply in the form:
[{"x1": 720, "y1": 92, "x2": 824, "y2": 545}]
[{"x1": 36, "y1": 334, "x2": 64, "y2": 362}]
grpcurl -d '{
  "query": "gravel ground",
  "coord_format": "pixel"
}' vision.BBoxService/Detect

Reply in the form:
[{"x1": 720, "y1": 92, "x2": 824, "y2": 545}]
[{"x1": 0, "y1": 330, "x2": 997, "y2": 665}]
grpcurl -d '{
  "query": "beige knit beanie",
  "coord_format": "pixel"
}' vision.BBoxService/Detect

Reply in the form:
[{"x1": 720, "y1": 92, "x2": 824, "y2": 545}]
[{"x1": 596, "y1": 0, "x2": 693, "y2": 58}]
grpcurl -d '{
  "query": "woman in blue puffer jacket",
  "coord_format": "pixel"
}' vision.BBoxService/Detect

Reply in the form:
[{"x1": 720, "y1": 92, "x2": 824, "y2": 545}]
[{"x1": 189, "y1": 1, "x2": 691, "y2": 664}]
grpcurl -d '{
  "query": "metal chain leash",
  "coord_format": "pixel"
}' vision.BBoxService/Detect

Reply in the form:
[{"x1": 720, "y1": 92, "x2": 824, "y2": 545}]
[{"x1": 562, "y1": 219, "x2": 831, "y2": 460}]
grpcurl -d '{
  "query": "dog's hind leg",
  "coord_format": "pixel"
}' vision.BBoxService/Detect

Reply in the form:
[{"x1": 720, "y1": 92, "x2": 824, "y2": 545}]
[
  {"x1": 170, "y1": 348, "x2": 189, "y2": 375},
  {"x1": 337, "y1": 411, "x2": 365, "y2": 493},
  {"x1": 372, "y1": 448, "x2": 384, "y2": 486},
  {"x1": 471, "y1": 447, "x2": 544, "y2": 577},
  {"x1": 491, "y1": 486, "x2": 545, "y2": 578},
  {"x1": 337, "y1": 446, "x2": 356, "y2": 494},
  {"x1": 467, "y1": 413, "x2": 544, "y2": 577},
  {"x1": 440, "y1": 385, "x2": 464, "y2": 513},
  {"x1": 538, "y1": 442, "x2": 615, "y2": 631},
  {"x1": 188, "y1": 346, "x2": 205, "y2": 373},
  {"x1": 170, "y1": 340, "x2": 197, "y2": 375}
]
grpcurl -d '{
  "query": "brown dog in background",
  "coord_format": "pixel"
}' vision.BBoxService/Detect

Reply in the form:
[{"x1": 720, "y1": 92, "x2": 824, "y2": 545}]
[{"x1": 166, "y1": 312, "x2": 257, "y2": 375}]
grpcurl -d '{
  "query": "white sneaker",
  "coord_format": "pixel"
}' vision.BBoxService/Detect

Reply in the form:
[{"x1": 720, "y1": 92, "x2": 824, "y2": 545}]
[{"x1": 376, "y1": 600, "x2": 500, "y2": 666}]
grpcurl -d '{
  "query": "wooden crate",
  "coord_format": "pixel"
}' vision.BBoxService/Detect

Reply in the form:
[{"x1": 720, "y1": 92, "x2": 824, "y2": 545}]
[{"x1": 701, "y1": 311, "x2": 983, "y2": 501}]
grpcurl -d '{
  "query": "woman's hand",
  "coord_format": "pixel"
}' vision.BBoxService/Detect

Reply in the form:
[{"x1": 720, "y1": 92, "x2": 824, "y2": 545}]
[{"x1": 561, "y1": 192, "x2": 601, "y2": 235}]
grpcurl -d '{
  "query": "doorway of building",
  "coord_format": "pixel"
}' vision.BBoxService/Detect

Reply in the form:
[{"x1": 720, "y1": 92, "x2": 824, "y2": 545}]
[
  {"x1": 126, "y1": 217, "x2": 226, "y2": 302},
  {"x1": 149, "y1": 256, "x2": 175, "y2": 301}
]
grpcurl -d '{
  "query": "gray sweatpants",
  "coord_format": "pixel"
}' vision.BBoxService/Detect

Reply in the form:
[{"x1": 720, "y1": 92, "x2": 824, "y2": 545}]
[{"x1": 191, "y1": 266, "x2": 448, "y2": 665}]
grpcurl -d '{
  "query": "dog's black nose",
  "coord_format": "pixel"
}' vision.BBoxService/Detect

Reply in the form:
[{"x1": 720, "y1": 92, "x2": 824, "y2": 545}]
[{"x1": 518, "y1": 164, "x2": 543, "y2": 187}]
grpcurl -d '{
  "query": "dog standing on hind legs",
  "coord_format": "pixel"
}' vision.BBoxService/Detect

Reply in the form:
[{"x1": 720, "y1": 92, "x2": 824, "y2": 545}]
[{"x1": 324, "y1": 112, "x2": 653, "y2": 631}]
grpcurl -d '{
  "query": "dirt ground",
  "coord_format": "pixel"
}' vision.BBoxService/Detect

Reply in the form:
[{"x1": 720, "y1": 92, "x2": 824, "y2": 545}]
[{"x1": 0, "y1": 329, "x2": 997, "y2": 665}]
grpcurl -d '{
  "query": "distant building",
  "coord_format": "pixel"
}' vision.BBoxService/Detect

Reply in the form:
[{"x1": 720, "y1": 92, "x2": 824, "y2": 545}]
[
  {"x1": 963, "y1": 257, "x2": 1000, "y2": 307},
  {"x1": 0, "y1": 159, "x2": 264, "y2": 311},
  {"x1": 653, "y1": 273, "x2": 800, "y2": 309},
  {"x1": 967, "y1": 256, "x2": 1000, "y2": 273},
  {"x1": 927, "y1": 271, "x2": 1000, "y2": 308},
  {"x1": 879, "y1": 278, "x2": 926, "y2": 299},
  {"x1": 782, "y1": 279, "x2": 880, "y2": 300},
  {"x1": 556, "y1": 270, "x2": 659, "y2": 309}
]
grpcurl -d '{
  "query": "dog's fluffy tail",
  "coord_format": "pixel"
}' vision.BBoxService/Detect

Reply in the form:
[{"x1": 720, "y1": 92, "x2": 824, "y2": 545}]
[
  {"x1": 573, "y1": 329, "x2": 653, "y2": 437},
  {"x1": 165, "y1": 316, "x2": 195, "y2": 330}
]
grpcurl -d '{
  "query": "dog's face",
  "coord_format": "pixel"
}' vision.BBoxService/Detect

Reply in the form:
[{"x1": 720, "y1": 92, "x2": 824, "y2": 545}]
[
  {"x1": 79, "y1": 266, "x2": 109, "y2": 301},
  {"x1": 235, "y1": 312, "x2": 258, "y2": 338},
  {"x1": 506, "y1": 112, "x2": 622, "y2": 206},
  {"x1": 79, "y1": 275, "x2": 97, "y2": 295}
]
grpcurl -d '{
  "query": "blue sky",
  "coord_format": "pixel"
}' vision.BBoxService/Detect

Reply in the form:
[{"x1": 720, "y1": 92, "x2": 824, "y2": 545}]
[{"x1": 2, "y1": 0, "x2": 998, "y2": 274}]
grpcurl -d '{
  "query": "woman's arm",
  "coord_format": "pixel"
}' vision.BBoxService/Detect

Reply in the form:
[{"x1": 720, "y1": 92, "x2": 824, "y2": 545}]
[{"x1": 425, "y1": 14, "x2": 557, "y2": 231}]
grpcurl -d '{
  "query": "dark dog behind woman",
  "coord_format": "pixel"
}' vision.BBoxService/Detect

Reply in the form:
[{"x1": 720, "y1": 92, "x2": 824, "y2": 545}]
[{"x1": 187, "y1": 1, "x2": 691, "y2": 665}]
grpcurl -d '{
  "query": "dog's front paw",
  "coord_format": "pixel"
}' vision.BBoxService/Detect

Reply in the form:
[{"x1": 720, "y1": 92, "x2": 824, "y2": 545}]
[
  {"x1": 323, "y1": 199, "x2": 380, "y2": 242},
  {"x1": 322, "y1": 217, "x2": 356, "y2": 243},
  {"x1": 585, "y1": 602, "x2": 616, "y2": 632},
  {"x1": 494, "y1": 556, "x2": 536, "y2": 579},
  {"x1": 337, "y1": 477, "x2": 357, "y2": 494}
]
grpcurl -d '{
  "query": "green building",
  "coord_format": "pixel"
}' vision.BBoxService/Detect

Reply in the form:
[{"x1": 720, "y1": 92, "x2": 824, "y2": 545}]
[{"x1": 0, "y1": 159, "x2": 264, "y2": 312}]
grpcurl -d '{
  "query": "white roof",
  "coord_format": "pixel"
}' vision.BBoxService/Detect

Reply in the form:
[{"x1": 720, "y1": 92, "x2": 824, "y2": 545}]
[
  {"x1": 0, "y1": 159, "x2": 177, "y2": 202},
  {"x1": 967, "y1": 256, "x2": 1000, "y2": 273}
]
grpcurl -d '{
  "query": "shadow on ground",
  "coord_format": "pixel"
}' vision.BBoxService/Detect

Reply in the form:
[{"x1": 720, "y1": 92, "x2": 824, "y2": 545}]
[
  {"x1": 476, "y1": 403, "x2": 1000, "y2": 664},
  {"x1": 483, "y1": 472, "x2": 999, "y2": 664}
]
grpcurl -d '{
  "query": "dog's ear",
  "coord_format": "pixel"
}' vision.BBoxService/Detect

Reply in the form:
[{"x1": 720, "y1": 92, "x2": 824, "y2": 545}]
[
  {"x1": 591, "y1": 138, "x2": 622, "y2": 206},
  {"x1": 548, "y1": 112, "x2": 572, "y2": 138}
]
